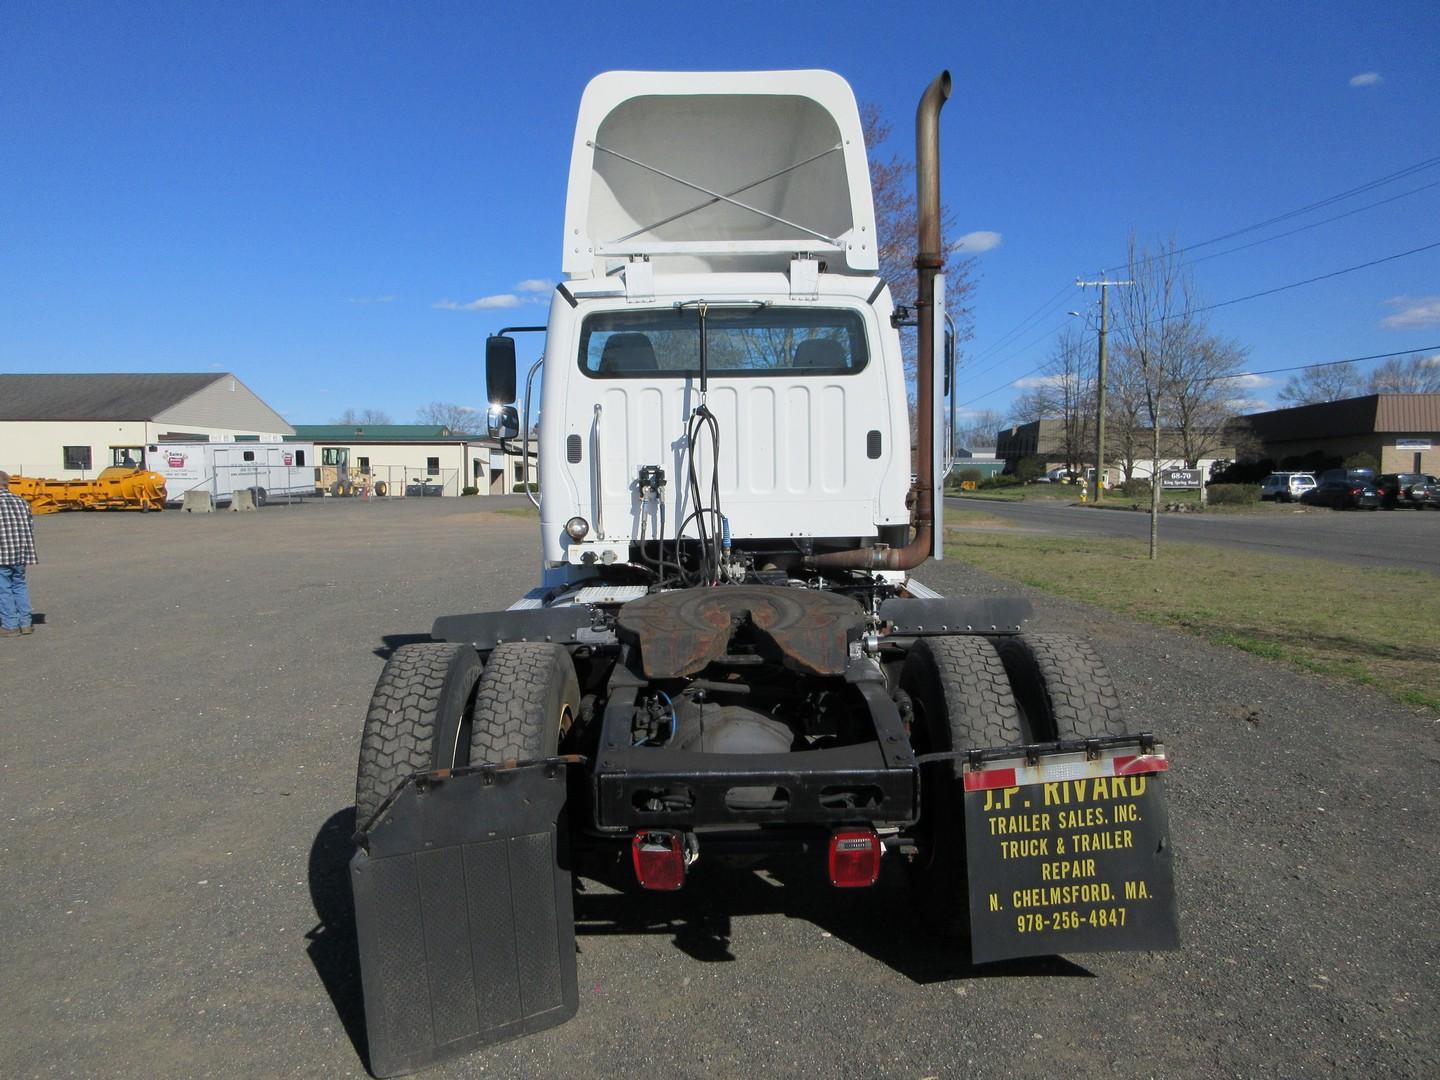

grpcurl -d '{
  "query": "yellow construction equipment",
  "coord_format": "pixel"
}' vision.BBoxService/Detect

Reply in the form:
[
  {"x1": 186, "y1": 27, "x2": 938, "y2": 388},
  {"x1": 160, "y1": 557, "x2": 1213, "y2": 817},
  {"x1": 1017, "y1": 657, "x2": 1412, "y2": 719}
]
[{"x1": 10, "y1": 468, "x2": 169, "y2": 514}]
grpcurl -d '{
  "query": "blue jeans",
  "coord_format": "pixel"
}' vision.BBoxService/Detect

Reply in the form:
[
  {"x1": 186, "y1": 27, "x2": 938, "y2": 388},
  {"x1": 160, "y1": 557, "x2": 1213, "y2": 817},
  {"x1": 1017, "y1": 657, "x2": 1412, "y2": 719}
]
[{"x1": 0, "y1": 564, "x2": 32, "y2": 630}]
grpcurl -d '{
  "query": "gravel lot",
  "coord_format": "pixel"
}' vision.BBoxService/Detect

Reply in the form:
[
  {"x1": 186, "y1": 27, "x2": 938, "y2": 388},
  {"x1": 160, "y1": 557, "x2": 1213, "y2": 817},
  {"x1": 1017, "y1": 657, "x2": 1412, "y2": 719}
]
[{"x1": 2, "y1": 498, "x2": 1436, "y2": 1079}]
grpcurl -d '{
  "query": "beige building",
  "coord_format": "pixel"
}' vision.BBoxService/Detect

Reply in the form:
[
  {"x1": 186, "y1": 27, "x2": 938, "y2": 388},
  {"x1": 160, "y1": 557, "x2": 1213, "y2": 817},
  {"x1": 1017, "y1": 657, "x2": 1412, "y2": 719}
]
[
  {"x1": 289, "y1": 425, "x2": 537, "y2": 496},
  {"x1": 0, "y1": 372, "x2": 293, "y2": 479},
  {"x1": 1240, "y1": 394, "x2": 1440, "y2": 475}
]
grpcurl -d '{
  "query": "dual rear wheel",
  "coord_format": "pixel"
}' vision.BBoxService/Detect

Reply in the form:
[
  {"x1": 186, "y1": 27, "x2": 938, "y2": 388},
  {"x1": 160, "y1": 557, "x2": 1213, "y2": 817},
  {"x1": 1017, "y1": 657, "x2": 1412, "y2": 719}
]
[
  {"x1": 900, "y1": 633, "x2": 1126, "y2": 937},
  {"x1": 354, "y1": 640, "x2": 579, "y2": 829}
]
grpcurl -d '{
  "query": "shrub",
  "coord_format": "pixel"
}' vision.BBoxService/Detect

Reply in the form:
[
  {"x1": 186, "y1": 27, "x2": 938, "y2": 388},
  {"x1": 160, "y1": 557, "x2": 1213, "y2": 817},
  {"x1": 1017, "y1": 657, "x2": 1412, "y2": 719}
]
[
  {"x1": 461, "y1": 485, "x2": 479, "y2": 496},
  {"x1": 1206, "y1": 483, "x2": 1260, "y2": 505},
  {"x1": 1119, "y1": 478, "x2": 1152, "y2": 499},
  {"x1": 1344, "y1": 451, "x2": 1380, "y2": 472},
  {"x1": 958, "y1": 467, "x2": 983, "y2": 486},
  {"x1": 981, "y1": 473, "x2": 1022, "y2": 488},
  {"x1": 1014, "y1": 455, "x2": 1046, "y2": 483}
]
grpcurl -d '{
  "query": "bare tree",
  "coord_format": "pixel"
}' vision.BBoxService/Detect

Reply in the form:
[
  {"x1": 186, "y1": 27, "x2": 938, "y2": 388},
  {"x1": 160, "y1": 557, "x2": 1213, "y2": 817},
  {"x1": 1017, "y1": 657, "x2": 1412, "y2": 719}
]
[
  {"x1": 1367, "y1": 354, "x2": 1440, "y2": 394},
  {"x1": 1166, "y1": 329, "x2": 1248, "y2": 469},
  {"x1": 1051, "y1": 325, "x2": 1097, "y2": 473},
  {"x1": 957, "y1": 408, "x2": 1005, "y2": 450},
  {"x1": 1106, "y1": 343, "x2": 1149, "y2": 482},
  {"x1": 863, "y1": 104, "x2": 977, "y2": 387},
  {"x1": 1114, "y1": 234, "x2": 1195, "y2": 559},
  {"x1": 417, "y1": 401, "x2": 482, "y2": 432},
  {"x1": 1008, "y1": 384, "x2": 1054, "y2": 427},
  {"x1": 333, "y1": 407, "x2": 392, "y2": 425},
  {"x1": 1276, "y1": 362, "x2": 1362, "y2": 406}
]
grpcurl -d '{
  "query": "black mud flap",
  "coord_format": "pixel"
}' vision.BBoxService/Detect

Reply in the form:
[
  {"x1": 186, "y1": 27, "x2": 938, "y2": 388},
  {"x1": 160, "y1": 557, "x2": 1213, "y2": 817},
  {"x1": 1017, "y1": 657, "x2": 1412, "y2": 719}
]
[
  {"x1": 350, "y1": 763, "x2": 577, "y2": 1077},
  {"x1": 960, "y1": 738, "x2": 1179, "y2": 965}
]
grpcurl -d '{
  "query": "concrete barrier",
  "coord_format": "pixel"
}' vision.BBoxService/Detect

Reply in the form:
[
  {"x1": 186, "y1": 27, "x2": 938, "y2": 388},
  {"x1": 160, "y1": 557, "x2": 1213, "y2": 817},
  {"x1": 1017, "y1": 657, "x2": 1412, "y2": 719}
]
[
  {"x1": 229, "y1": 489, "x2": 257, "y2": 512},
  {"x1": 182, "y1": 490, "x2": 214, "y2": 513}
]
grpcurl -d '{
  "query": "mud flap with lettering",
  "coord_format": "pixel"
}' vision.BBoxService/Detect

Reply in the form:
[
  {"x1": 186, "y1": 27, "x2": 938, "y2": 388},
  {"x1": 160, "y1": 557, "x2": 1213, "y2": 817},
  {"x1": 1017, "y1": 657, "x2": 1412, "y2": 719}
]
[
  {"x1": 350, "y1": 763, "x2": 577, "y2": 1077},
  {"x1": 960, "y1": 738, "x2": 1179, "y2": 965}
]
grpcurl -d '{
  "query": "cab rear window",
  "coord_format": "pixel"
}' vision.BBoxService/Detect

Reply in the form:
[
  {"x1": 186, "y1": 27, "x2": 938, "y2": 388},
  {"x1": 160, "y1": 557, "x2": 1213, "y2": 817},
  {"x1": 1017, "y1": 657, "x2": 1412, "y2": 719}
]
[{"x1": 578, "y1": 307, "x2": 868, "y2": 378}]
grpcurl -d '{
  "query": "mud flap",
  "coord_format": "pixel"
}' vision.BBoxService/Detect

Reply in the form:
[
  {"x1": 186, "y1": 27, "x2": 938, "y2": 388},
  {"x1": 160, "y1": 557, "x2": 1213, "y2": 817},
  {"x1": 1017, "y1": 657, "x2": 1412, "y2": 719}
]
[
  {"x1": 350, "y1": 763, "x2": 577, "y2": 1077},
  {"x1": 961, "y1": 739, "x2": 1179, "y2": 965}
]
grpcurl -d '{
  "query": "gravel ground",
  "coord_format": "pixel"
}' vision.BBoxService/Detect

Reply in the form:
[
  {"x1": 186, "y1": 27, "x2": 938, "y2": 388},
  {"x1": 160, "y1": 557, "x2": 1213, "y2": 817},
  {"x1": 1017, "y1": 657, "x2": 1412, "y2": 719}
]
[{"x1": 1, "y1": 498, "x2": 1436, "y2": 1080}]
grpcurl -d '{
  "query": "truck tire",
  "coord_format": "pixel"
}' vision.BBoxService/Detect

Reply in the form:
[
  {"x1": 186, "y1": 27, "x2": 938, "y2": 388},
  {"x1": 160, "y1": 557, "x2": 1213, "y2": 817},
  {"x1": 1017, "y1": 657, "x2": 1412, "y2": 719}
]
[
  {"x1": 374, "y1": 480, "x2": 388, "y2": 497},
  {"x1": 254, "y1": 486, "x2": 267, "y2": 507},
  {"x1": 469, "y1": 642, "x2": 580, "y2": 765},
  {"x1": 991, "y1": 633, "x2": 1127, "y2": 740},
  {"x1": 354, "y1": 642, "x2": 484, "y2": 829},
  {"x1": 901, "y1": 635, "x2": 1022, "y2": 937}
]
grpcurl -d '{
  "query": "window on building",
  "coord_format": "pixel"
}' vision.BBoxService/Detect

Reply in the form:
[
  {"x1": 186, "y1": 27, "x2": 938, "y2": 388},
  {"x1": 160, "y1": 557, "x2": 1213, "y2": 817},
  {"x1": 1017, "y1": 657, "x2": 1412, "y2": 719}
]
[
  {"x1": 233, "y1": 434, "x2": 259, "y2": 442},
  {"x1": 513, "y1": 462, "x2": 525, "y2": 483},
  {"x1": 427, "y1": 457, "x2": 440, "y2": 474},
  {"x1": 294, "y1": 450, "x2": 306, "y2": 466},
  {"x1": 63, "y1": 446, "x2": 92, "y2": 470},
  {"x1": 357, "y1": 456, "x2": 370, "y2": 474}
]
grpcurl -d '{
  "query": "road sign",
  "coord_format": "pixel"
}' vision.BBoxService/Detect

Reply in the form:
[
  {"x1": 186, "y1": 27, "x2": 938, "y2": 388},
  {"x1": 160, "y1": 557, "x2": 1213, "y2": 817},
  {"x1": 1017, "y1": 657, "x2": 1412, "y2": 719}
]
[{"x1": 1161, "y1": 468, "x2": 1201, "y2": 489}]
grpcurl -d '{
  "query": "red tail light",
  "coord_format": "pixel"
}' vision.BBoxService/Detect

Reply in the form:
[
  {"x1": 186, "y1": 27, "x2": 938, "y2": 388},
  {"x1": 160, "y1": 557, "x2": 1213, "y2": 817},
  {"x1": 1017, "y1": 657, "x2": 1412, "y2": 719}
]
[
  {"x1": 828, "y1": 829, "x2": 882, "y2": 888},
  {"x1": 631, "y1": 830, "x2": 686, "y2": 890}
]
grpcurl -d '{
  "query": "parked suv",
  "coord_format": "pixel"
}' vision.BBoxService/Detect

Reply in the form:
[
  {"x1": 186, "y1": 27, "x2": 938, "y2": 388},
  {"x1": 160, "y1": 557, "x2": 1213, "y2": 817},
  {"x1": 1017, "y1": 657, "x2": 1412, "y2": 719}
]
[
  {"x1": 1260, "y1": 472, "x2": 1316, "y2": 502},
  {"x1": 1376, "y1": 473, "x2": 1439, "y2": 509}
]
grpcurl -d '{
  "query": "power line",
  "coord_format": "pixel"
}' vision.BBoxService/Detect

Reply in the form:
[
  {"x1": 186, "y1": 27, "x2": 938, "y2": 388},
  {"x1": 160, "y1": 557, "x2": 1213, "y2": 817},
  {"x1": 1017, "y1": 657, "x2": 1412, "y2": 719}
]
[
  {"x1": 1194, "y1": 240, "x2": 1440, "y2": 314},
  {"x1": 1184, "y1": 179, "x2": 1440, "y2": 268},
  {"x1": 1101, "y1": 153, "x2": 1440, "y2": 274},
  {"x1": 1215, "y1": 346, "x2": 1440, "y2": 381}
]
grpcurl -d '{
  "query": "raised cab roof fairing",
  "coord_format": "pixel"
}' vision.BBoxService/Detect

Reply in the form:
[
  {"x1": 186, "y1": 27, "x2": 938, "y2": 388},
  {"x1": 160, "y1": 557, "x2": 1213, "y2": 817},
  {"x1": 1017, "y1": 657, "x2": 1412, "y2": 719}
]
[{"x1": 563, "y1": 70, "x2": 878, "y2": 278}]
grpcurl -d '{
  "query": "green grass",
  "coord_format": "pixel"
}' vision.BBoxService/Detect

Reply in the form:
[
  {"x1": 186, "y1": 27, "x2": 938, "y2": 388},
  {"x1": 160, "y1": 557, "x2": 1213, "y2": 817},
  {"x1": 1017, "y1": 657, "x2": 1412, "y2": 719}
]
[{"x1": 943, "y1": 532, "x2": 1440, "y2": 714}]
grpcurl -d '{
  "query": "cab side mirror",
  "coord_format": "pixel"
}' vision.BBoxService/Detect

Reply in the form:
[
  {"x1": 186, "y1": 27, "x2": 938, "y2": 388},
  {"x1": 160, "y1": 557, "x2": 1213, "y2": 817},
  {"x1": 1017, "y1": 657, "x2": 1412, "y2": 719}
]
[
  {"x1": 486, "y1": 336, "x2": 517, "y2": 404},
  {"x1": 488, "y1": 404, "x2": 520, "y2": 441}
]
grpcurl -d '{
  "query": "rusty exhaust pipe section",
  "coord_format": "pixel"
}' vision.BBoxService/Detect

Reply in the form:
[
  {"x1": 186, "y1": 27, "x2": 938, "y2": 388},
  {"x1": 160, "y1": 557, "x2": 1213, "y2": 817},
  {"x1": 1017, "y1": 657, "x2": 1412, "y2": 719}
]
[{"x1": 807, "y1": 70, "x2": 951, "y2": 572}]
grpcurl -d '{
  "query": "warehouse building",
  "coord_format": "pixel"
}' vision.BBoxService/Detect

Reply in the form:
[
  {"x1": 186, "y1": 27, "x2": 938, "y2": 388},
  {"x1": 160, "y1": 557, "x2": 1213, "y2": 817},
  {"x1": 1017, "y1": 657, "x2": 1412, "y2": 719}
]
[
  {"x1": 0, "y1": 372, "x2": 293, "y2": 479},
  {"x1": 996, "y1": 418, "x2": 1232, "y2": 484},
  {"x1": 289, "y1": 424, "x2": 537, "y2": 496},
  {"x1": 1239, "y1": 394, "x2": 1440, "y2": 475}
]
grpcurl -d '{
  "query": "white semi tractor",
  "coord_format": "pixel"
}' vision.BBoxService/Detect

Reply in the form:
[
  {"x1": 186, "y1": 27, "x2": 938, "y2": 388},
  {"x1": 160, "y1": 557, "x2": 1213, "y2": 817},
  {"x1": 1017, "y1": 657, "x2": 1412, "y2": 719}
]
[{"x1": 349, "y1": 70, "x2": 1177, "y2": 1076}]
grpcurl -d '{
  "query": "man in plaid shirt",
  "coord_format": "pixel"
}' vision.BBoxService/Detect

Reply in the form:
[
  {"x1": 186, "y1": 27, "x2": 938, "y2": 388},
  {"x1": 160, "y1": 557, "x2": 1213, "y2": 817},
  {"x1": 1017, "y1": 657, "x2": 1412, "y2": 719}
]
[{"x1": 0, "y1": 471, "x2": 38, "y2": 636}]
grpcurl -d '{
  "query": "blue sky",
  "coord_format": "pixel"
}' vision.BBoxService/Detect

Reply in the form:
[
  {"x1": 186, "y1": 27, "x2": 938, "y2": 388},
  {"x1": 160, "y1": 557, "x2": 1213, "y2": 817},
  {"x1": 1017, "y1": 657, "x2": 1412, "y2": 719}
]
[{"x1": 3, "y1": 1, "x2": 1438, "y2": 427}]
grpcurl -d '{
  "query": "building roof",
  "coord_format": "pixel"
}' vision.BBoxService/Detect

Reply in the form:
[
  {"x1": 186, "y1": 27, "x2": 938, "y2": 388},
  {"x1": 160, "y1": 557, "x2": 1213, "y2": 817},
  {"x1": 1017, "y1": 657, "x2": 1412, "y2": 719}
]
[
  {"x1": 0, "y1": 373, "x2": 227, "y2": 420},
  {"x1": 1243, "y1": 394, "x2": 1440, "y2": 441},
  {"x1": 290, "y1": 424, "x2": 486, "y2": 443}
]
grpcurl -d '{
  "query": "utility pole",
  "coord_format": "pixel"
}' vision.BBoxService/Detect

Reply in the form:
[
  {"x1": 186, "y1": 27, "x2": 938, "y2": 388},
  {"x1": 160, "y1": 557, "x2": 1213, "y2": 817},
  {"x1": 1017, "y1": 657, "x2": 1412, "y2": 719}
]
[{"x1": 1076, "y1": 275, "x2": 1131, "y2": 502}]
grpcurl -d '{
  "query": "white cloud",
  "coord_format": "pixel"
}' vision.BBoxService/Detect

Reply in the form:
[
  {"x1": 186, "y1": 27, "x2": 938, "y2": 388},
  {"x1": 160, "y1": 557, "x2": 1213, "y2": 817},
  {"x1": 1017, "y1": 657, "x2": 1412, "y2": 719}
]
[
  {"x1": 954, "y1": 230, "x2": 1002, "y2": 253},
  {"x1": 1229, "y1": 373, "x2": 1275, "y2": 388},
  {"x1": 433, "y1": 278, "x2": 553, "y2": 311},
  {"x1": 1380, "y1": 295, "x2": 1440, "y2": 329},
  {"x1": 1014, "y1": 373, "x2": 1065, "y2": 389},
  {"x1": 1348, "y1": 72, "x2": 1382, "y2": 87},
  {"x1": 1421, "y1": 353, "x2": 1440, "y2": 367},
  {"x1": 348, "y1": 295, "x2": 396, "y2": 305},
  {"x1": 1227, "y1": 396, "x2": 1272, "y2": 413},
  {"x1": 434, "y1": 294, "x2": 524, "y2": 311}
]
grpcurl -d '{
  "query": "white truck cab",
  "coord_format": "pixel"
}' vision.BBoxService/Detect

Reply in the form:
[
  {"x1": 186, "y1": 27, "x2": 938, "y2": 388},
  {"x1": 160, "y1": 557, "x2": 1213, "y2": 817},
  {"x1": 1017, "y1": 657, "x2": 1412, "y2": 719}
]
[{"x1": 488, "y1": 70, "x2": 950, "y2": 587}]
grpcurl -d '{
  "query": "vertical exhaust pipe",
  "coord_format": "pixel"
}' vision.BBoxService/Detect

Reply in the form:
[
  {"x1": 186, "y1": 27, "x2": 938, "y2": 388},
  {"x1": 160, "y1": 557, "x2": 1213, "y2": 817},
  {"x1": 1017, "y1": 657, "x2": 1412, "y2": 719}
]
[{"x1": 808, "y1": 70, "x2": 951, "y2": 572}]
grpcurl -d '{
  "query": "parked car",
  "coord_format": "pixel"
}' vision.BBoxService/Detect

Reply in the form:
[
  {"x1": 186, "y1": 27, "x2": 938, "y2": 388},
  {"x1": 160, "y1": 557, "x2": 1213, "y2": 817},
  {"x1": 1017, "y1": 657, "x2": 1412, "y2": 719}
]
[
  {"x1": 1259, "y1": 471, "x2": 1317, "y2": 502},
  {"x1": 1376, "y1": 473, "x2": 1439, "y2": 509},
  {"x1": 1301, "y1": 471, "x2": 1382, "y2": 510}
]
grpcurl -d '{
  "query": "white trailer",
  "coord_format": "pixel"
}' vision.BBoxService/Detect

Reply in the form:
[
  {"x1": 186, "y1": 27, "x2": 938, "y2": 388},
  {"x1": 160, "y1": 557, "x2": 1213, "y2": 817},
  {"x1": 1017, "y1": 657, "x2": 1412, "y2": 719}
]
[{"x1": 145, "y1": 441, "x2": 316, "y2": 506}]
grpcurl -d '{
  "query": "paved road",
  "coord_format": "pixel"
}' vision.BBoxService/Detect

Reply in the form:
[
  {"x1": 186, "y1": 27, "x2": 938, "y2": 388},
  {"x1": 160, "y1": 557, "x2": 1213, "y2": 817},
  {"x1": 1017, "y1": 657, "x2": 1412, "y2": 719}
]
[
  {"x1": 2, "y1": 499, "x2": 1436, "y2": 1079},
  {"x1": 949, "y1": 495, "x2": 1440, "y2": 574}
]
